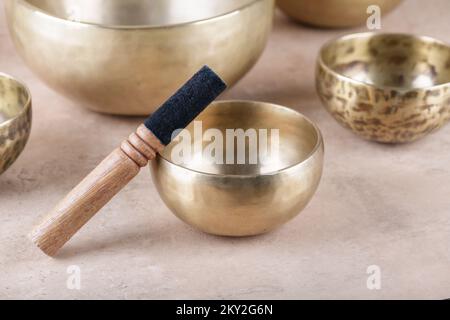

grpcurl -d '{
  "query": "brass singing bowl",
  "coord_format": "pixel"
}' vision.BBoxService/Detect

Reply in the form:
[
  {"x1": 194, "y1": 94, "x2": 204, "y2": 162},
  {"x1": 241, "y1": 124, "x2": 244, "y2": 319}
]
[
  {"x1": 316, "y1": 33, "x2": 450, "y2": 143},
  {"x1": 277, "y1": 0, "x2": 402, "y2": 28},
  {"x1": 5, "y1": 0, "x2": 274, "y2": 115},
  {"x1": 0, "y1": 73, "x2": 32, "y2": 175},
  {"x1": 150, "y1": 101, "x2": 324, "y2": 236}
]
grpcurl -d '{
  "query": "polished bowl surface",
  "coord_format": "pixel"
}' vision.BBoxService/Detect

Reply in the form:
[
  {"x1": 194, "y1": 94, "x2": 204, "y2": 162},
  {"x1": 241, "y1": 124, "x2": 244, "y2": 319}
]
[
  {"x1": 150, "y1": 101, "x2": 324, "y2": 236},
  {"x1": 5, "y1": 0, "x2": 274, "y2": 115},
  {"x1": 277, "y1": 0, "x2": 402, "y2": 28},
  {"x1": 316, "y1": 33, "x2": 450, "y2": 143},
  {"x1": 0, "y1": 73, "x2": 32, "y2": 175}
]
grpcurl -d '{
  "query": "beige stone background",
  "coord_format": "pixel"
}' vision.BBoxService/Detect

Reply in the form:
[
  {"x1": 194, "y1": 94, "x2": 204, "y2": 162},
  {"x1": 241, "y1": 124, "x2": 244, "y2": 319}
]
[{"x1": 1, "y1": 0, "x2": 449, "y2": 299}]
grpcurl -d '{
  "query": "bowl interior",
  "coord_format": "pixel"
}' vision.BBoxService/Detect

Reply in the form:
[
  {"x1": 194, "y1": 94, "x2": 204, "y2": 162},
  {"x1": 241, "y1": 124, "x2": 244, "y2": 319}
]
[
  {"x1": 320, "y1": 33, "x2": 450, "y2": 89},
  {"x1": 0, "y1": 75, "x2": 29, "y2": 126},
  {"x1": 161, "y1": 101, "x2": 320, "y2": 176},
  {"x1": 26, "y1": 0, "x2": 256, "y2": 26}
]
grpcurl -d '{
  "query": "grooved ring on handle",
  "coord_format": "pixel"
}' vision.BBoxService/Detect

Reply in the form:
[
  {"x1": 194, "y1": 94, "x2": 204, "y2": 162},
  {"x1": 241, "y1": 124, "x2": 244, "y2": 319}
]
[
  {"x1": 120, "y1": 140, "x2": 148, "y2": 167},
  {"x1": 128, "y1": 132, "x2": 156, "y2": 160},
  {"x1": 137, "y1": 124, "x2": 165, "y2": 153}
]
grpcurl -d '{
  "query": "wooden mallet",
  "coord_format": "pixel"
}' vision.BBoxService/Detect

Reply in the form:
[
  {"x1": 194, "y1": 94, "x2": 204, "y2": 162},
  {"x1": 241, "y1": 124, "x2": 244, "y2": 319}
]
[{"x1": 31, "y1": 66, "x2": 227, "y2": 256}]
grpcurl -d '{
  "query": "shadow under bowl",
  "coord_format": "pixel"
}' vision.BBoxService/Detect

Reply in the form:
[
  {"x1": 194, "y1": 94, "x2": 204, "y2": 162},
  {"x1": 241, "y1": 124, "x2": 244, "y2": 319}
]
[
  {"x1": 150, "y1": 100, "x2": 324, "y2": 236},
  {"x1": 0, "y1": 73, "x2": 32, "y2": 175},
  {"x1": 316, "y1": 32, "x2": 450, "y2": 143},
  {"x1": 5, "y1": 0, "x2": 274, "y2": 115},
  {"x1": 277, "y1": 0, "x2": 402, "y2": 28}
]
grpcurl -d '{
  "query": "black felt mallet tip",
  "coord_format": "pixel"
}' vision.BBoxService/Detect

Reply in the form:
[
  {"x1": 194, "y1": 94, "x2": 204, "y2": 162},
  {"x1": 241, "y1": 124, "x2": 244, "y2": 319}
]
[{"x1": 144, "y1": 65, "x2": 227, "y2": 146}]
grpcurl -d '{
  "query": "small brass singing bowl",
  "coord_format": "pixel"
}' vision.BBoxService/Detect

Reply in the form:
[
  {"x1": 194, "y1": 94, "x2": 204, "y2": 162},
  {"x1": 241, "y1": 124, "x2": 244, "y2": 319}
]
[
  {"x1": 0, "y1": 73, "x2": 32, "y2": 175},
  {"x1": 150, "y1": 101, "x2": 324, "y2": 236},
  {"x1": 277, "y1": 0, "x2": 402, "y2": 28},
  {"x1": 5, "y1": 0, "x2": 274, "y2": 115},
  {"x1": 316, "y1": 33, "x2": 450, "y2": 143}
]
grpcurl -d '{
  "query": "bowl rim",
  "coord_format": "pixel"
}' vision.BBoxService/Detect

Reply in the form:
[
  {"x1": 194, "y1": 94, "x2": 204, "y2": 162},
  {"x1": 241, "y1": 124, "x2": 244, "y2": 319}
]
[
  {"x1": 17, "y1": 0, "x2": 267, "y2": 30},
  {"x1": 318, "y1": 31, "x2": 450, "y2": 91},
  {"x1": 0, "y1": 72, "x2": 32, "y2": 129},
  {"x1": 156, "y1": 100, "x2": 323, "y2": 178}
]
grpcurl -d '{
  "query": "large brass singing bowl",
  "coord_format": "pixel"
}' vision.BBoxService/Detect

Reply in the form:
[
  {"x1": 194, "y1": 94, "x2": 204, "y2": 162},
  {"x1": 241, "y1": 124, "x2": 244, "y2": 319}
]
[
  {"x1": 0, "y1": 73, "x2": 32, "y2": 175},
  {"x1": 5, "y1": 0, "x2": 274, "y2": 115},
  {"x1": 277, "y1": 0, "x2": 402, "y2": 28},
  {"x1": 316, "y1": 33, "x2": 450, "y2": 143},
  {"x1": 150, "y1": 101, "x2": 324, "y2": 236}
]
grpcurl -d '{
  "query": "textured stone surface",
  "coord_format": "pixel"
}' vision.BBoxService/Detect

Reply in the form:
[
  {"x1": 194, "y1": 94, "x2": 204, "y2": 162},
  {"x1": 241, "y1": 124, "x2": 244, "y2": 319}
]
[{"x1": 0, "y1": 0, "x2": 449, "y2": 299}]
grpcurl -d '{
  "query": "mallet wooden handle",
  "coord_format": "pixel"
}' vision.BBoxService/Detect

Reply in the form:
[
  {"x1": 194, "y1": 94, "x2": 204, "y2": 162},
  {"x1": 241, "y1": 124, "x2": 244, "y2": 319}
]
[{"x1": 30, "y1": 125, "x2": 164, "y2": 256}]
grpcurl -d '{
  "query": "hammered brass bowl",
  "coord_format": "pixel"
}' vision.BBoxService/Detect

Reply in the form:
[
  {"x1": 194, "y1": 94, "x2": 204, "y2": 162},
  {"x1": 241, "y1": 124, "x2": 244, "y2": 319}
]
[
  {"x1": 0, "y1": 73, "x2": 32, "y2": 175},
  {"x1": 316, "y1": 33, "x2": 450, "y2": 143},
  {"x1": 150, "y1": 101, "x2": 323, "y2": 236},
  {"x1": 277, "y1": 0, "x2": 402, "y2": 28},
  {"x1": 5, "y1": 0, "x2": 274, "y2": 115}
]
